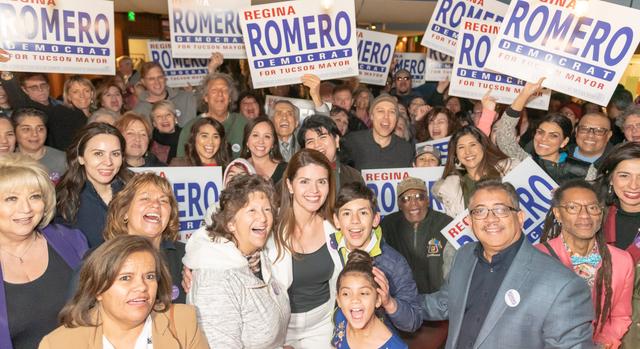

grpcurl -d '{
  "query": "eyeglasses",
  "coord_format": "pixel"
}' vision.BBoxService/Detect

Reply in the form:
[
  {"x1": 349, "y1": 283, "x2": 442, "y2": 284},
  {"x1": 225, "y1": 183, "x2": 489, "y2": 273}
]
[
  {"x1": 576, "y1": 126, "x2": 609, "y2": 137},
  {"x1": 399, "y1": 193, "x2": 427, "y2": 203},
  {"x1": 557, "y1": 202, "x2": 603, "y2": 216},
  {"x1": 469, "y1": 204, "x2": 520, "y2": 219},
  {"x1": 396, "y1": 76, "x2": 410, "y2": 81},
  {"x1": 24, "y1": 83, "x2": 49, "y2": 92},
  {"x1": 623, "y1": 123, "x2": 640, "y2": 133}
]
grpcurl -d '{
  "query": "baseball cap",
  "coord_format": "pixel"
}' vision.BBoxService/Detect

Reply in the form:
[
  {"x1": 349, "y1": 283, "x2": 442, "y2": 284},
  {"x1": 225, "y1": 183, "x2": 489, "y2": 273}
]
[{"x1": 397, "y1": 177, "x2": 428, "y2": 198}]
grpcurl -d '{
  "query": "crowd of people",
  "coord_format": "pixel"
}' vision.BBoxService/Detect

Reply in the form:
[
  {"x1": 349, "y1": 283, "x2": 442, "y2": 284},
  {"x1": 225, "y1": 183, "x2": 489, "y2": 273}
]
[{"x1": 0, "y1": 50, "x2": 640, "y2": 349}]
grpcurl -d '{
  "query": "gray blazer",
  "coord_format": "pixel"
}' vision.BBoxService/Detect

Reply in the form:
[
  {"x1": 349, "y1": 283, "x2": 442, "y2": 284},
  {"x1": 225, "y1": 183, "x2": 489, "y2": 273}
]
[{"x1": 423, "y1": 239, "x2": 596, "y2": 349}]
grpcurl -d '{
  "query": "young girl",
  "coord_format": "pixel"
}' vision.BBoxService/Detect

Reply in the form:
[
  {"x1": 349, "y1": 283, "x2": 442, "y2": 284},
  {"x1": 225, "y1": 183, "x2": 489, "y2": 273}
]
[{"x1": 332, "y1": 250, "x2": 407, "y2": 349}]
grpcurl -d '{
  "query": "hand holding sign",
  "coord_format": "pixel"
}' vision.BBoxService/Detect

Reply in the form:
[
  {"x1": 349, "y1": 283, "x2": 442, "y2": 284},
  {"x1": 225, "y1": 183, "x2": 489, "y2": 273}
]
[
  {"x1": 207, "y1": 52, "x2": 224, "y2": 74},
  {"x1": 481, "y1": 89, "x2": 497, "y2": 112},
  {"x1": 513, "y1": 77, "x2": 545, "y2": 111},
  {"x1": 0, "y1": 49, "x2": 10, "y2": 63},
  {"x1": 301, "y1": 74, "x2": 323, "y2": 108}
]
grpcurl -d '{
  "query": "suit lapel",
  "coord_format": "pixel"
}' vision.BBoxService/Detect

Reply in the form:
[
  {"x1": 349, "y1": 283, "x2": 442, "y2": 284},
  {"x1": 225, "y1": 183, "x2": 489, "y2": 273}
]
[
  {"x1": 449, "y1": 247, "x2": 479, "y2": 348},
  {"x1": 473, "y1": 241, "x2": 533, "y2": 348}
]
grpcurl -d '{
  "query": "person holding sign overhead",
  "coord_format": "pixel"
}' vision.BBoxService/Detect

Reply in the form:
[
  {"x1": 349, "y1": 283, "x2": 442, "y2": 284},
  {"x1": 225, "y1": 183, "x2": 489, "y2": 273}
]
[
  {"x1": 493, "y1": 78, "x2": 597, "y2": 184},
  {"x1": 538, "y1": 180, "x2": 634, "y2": 349}
]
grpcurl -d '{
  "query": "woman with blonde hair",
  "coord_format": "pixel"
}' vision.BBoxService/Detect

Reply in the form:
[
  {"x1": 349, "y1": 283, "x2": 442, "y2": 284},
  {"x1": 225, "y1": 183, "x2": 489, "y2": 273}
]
[
  {"x1": 48, "y1": 76, "x2": 97, "y2": 150},
  {"x1": 0, "y1": 153, "x2": 88, "y2": 349},
  {"x1": 40, "y1": 235, "x2": 208, "y2": 348}
]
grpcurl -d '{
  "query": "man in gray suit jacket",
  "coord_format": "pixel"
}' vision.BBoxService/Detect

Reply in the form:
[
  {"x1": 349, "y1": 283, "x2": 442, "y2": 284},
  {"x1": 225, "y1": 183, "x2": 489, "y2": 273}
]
[{"x1": 423, "y1": 179, "x2": 596, "y2": 349}]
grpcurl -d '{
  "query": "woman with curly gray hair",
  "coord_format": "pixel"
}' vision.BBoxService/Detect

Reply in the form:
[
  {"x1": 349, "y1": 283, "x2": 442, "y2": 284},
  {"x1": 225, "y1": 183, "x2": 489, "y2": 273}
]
[{"x1": 182, "y1": 174, "x2": 290, "y2": 349}]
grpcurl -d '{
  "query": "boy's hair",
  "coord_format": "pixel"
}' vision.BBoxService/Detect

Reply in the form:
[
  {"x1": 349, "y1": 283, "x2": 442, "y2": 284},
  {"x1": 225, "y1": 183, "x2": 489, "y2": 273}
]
[{"x1": 335, "y1": 182, "x2": 377, "y2": 213}]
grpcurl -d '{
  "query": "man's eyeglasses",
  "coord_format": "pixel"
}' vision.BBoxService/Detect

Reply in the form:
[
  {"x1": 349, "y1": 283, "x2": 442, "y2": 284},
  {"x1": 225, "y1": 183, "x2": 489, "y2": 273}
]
[
  {"x1": 576, "y1": 126, "x2": 609, "y2": 137},
  {"x1": 469, "y1": 204, "x2": 519, "y2": 219},
  {"x1": 623, "y1": 123, "x2": 640, "y2": 133},
  {"x1": 557, "y1": 202, "x2": 603, "y2": 216},
  {"x1": 396, "y1": 76, "x2": 410, "y2": 81},
  {"x1": 24, "y1": 83, "x2": 49, "y2": 92},
  {"x1": 399, "y1": 193, "x2": 427, "y2": 203}
]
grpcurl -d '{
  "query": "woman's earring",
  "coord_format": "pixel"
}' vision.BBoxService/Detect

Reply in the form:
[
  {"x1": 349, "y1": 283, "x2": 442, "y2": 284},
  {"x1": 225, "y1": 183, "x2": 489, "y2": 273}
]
[
  {"x1": 608, "y1": 184, "x2": 613, "y2": 196},
  {"x1": 124, "y1": 216, "x2": 128, "y2": 224}
]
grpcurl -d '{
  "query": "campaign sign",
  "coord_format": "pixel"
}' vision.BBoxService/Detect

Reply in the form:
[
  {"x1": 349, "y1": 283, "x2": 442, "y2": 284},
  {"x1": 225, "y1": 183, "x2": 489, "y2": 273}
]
[
  {"x1": 357, "y1": 29, "x2": 397, "y2": 86},
  {"x1": 148, "y1": 41, "x2": 209, "y2": 88},
  {"x1": 420, "y1": 0, "x2": 508, "y2": 56},
  {"x1": 362, "y1": 167, "x2": 446, "y2": 217},
  {"x1": 0, "y1": 0, "x2": 115, "y2": 75},
  {"x1": 440, "y1": 157, "x2": 558, "y2": 249},
  {"x1": 484, "y1": 0, "x2": 640, "y2": 106},
  {"x1": 393, "y1": 53, "x2": 427, "y2": 87},
  {"x1": 424, "y1": 49, "x2": 454, "y2": 81},
  {"x1": 416, "y1": 137, "x2": 451, "y2": 164},
  {"x1": 449, "y1": 19, "x2": 551, "y2": 110},
  {"x1": 131, "y1": 167, "x2": 223, "y2": 241},
  {"x1": 168, "y1": 0, "x2": 248, "y2": 59},
  {"x1": 239, "y1": 0, "x2": 359, "y2": 89}
]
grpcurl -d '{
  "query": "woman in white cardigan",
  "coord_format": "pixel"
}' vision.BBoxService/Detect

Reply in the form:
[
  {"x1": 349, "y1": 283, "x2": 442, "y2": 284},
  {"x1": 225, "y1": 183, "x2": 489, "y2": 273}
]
[{"x1": 183, "y1": 174, "x2": 290, "y2": 349}]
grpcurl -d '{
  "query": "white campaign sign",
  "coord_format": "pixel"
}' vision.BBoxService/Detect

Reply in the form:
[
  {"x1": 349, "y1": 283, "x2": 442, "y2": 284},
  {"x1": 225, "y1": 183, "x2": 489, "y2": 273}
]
[
  {"x1": 356, "y1": 29, "x2": 397, "y2": 86},
  {"x1": 148, "y1": 41, "x2": 209, "y2": 88},
  {"x1": 131, "y1": 167, "x2": 223, "y2": 242},
  {"x1": 239, "y1": 0, "x2": 358, "y2": 88},
  {"x1": 416, "y1": 137, "x2": 451, "y2": 164},
  {"x1": 0, "y1": 0, "x2": 115, "y2": 75},
  {"x1": 440, "y1": 157, "x2": 558, "y2": 249},
  {"x1": 485, "y1": 0, "x2": 640, "y2": 106},
  {"x1": 449, "y1": 19, "x2": 551, "y2": 110},
  {"x1": 393, "y1": 52, "x2": 427, "y2": 87},
  {"x1": 168, "y1": 0, "x2": 248, "y2": 59},
  {"x1": 362, "y1": 167, "x2": 446, "y2": 217},
  {"x1": 424, "y1": 49, "x2": 454, "y2": 81},
  {"x1": 420, "y1": 0, "x2": 508, "y2": 56}
]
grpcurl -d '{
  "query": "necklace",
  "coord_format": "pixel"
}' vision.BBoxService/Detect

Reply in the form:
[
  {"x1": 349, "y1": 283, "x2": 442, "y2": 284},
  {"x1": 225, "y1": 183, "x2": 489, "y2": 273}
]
[{"x1": 0, "y1": 234, "x2": 37, "y2": 264}]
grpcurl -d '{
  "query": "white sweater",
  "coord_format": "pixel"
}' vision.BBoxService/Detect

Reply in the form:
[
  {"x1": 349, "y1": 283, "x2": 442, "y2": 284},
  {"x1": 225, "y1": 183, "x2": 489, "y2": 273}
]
[{"x1": 183, "y1": 227, "x2": 290, "y2": 349}]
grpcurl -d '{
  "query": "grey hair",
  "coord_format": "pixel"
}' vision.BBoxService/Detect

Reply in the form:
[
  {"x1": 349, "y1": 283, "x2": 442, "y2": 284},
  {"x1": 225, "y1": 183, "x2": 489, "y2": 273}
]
[
  {"x1": 615, "y1": 105, "x2": 640, "y2": 128},
  {"x1": 269, "y1": 100, "x2": 300, "y2": 123},
  {"x1": 201, "y1": 73, "x2": 239, "y2": 107}
]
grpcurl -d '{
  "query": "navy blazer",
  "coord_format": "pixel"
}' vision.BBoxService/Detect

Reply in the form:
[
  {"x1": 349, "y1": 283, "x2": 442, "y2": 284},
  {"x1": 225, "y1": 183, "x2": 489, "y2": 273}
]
[{"x1": 422, "y1": 239, "x2": 596, "y2": 349}]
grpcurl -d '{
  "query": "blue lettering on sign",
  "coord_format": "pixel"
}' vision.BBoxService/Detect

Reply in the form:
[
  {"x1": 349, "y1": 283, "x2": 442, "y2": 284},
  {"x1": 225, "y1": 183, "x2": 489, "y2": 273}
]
[
  {"x1": 367, "y1": 180, "x2": 445, "y2": 216},
  {"x1": 173, "y1": 9, "x2": 242, "y2": 36},
  {"x1": 502, "y1": 0, "x2": 633, "y2": 67},
  {"x1": 459, "y1": 32, "x2": 491, "y2": 68},
  {"x1": 0, "y1": 4, "x2": 110, "y2": 46},
  {"x1": 253, "y1": 48, "x2": 352, "y2": 68},
  {"x1": 174, "y1": 36, "x2": 243, "y2": 44},
  {"x1": 151, "y1": 49, "x2": 208, "y2": 72},
  {"x1": 173, "y1": 181, "x2": 219, "y2": 218},
  {"x1": 456, "y1": 235, "x2": 475, "y2": 246},
  {"x1": 397, "y1": 58, "x2": 425, "y2": 78},
  {"x1": 498, "y1": 39, "x2": 615, "y2": 81},
  {"x1": 358, "y1": 39, "x2": 392, "y2": 71},
  {"x1": 526, "y1": 220, "x2": 544, "y2": 243},
  {"x1": 433, "y1": 0, "x2": 504, "y2": 34},
  {"x1": 457, "y1": 67, "x2": 525, "y2": 85},
  {"x1": 247, "y1": 11, "x2": 352, "y2": 59},
  {"x1": 517, "y1": 175, "x2": 554, "y2": 232}
]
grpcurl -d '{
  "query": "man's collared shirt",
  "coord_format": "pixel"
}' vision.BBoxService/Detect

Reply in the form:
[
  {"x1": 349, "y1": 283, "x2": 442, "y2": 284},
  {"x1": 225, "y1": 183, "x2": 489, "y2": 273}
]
[{"x1": 456, "y1": 234, "x2": 525, "y2": 349}]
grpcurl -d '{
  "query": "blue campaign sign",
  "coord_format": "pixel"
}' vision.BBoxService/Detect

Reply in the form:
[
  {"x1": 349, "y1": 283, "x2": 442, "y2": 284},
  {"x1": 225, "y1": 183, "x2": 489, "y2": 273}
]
[
  {"x1": 148, "y1": 41, "x2": 209, "y2": 88},
  {"x1": 0, "y1": 0, "x2": 115, "y2": 75},
  {"x1": 393, "y1": 52, "x2": 427, "y2": 87},
  {"x1": 356, "y1": 29, "x2": 397, "y2": 86},
  {"x1": 131, "y1": 166, "x2": 223, "y2": 241},
  {"x1": 421, "y1": 0, "x2": 507, "y2": 56},
  {"x1": 485, "y1": 0, "x2": 640, "y2": 106},
  {"x1": 239, "y1": 0, "x2": 359, "y2": 88},
  {"x1": 362, "y1": 167, "x2": 446, "y2": 217},
  {"x1": 449, "y1": 19, "x2": 550, "y2": 110},
  {"x1": 168, "y1": 0, "x2": 248, "y2": 59}
]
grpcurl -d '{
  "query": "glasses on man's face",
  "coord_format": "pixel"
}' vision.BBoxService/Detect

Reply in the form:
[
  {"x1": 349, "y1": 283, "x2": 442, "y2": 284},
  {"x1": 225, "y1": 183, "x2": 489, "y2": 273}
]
[
  {"x1": 576, "y1": 125, "x2": 609, "y2": 137},
  {"x1": 557, "y1": 202, "x2": 603, "y2": 216},
  {"x1": 399, "y1": 193, "x2": 427, "y2": 204},
  {"x1": 396, "y1": 76, "x2": 410, "y2": 81},
  {"x1": 469, "y1": 204, "x2": 519, "y2": 219},
  {"x1": 25, "y1": 83, "x2": 49, "y2": 92},
  {"x1": 623, "y1": 123, "x2": 640, "y2": 133}
]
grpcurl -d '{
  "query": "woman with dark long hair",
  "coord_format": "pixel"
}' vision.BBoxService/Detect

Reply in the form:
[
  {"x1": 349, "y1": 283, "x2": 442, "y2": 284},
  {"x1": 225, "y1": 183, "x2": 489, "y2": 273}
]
[
  {"x1": 415, "y1": 106, "x2": 459, "y2": 143},
  {"x1": 170, "y1": 117, "x2": 230, "y2": 168},
  {"x1": 596, "y1": 142, "x2": 640, "y2": 263},
  {"x1": 240, "y1": 116, "x2": 287, "y2": 184},
  {"x1": 432, "y1": 125, "x2": 517, "y2": 218},
  {"x1": 493, "y1": 79, "x2": 596, "y2": 184},
  {"x1": 56, "y1": 123, "x2": 132, "y2": 247},
  {"x1": 539, "y1": 180, "x2": 633, "y2": 348}
]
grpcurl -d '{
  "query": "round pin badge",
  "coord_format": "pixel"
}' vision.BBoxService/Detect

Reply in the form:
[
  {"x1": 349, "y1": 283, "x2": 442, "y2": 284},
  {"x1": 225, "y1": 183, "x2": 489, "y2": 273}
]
[
  {"x1": 504, "y1": 289, "x2": 520, "y2": 308},
  {"x1": 171, "y1": 285, "x2": 180, "y2": 300},
  {"x1": 232, "y1": 143, "x2": 241, "y2": 153},
  {"x1": 175, "y1": 109, "x2": 182, "y2": 118}
]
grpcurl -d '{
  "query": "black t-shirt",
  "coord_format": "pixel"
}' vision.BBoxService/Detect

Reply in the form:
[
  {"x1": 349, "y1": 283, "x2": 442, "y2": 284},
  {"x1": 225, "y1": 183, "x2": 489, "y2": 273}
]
[
  {"x1": 5, "y1": 244, "x2": 72, "y2": 349},
  {"x1": 615, "y1": 208, "x2": 640, "y2": 250}
]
